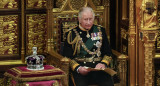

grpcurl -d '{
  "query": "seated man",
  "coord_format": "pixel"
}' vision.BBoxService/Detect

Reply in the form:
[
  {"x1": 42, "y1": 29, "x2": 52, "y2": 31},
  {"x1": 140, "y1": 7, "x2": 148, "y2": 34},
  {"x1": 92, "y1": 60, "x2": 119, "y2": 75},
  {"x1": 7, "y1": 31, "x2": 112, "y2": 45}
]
[{"x1": 63, "y1": 7, "x2": 114, "y2": 86}]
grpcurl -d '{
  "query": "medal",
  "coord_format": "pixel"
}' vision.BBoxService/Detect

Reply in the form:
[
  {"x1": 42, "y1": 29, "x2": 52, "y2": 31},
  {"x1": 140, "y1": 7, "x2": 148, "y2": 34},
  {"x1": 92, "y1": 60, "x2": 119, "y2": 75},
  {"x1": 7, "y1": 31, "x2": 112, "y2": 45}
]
[
  {"x1": 97, "y1": 51, "x2": 101, "y2": 57},
  {"x1": 95, "y1": 41, "x2": 102, "y2": 48},
  {"x1": 91, "y1": 32, "x2": 101, "y2": 40},
  {"x1": 86, "y1": 31, "x2": 90, "y2": 38}
]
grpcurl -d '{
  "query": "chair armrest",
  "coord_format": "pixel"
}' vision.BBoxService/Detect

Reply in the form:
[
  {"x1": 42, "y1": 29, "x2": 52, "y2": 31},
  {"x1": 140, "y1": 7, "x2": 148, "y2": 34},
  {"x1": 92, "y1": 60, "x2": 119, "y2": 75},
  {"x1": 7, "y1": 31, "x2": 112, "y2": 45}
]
[
  {"x1": 112, "y1": 49, "x2": 128, "y2": 60},
  {"x1": 112, "y1": 49, "x2": 128, "y2": 86},
  {"x1": 46, "y1": 51, "x2": 69, "y2": 86},
  {"x1": 47, "y1": 51, "x2": 69, "y2": 66}
]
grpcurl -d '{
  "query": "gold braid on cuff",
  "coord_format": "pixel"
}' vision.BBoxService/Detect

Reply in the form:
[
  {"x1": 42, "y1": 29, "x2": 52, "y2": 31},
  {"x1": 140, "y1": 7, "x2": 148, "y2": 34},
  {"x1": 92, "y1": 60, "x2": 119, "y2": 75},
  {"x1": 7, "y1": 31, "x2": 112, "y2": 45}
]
[
  {"x1": 101, "y1": 55, "x2": 112, "y2": 65},
  {"x1": 70, "y1": 60, "x2": 80, "y2": 71}
]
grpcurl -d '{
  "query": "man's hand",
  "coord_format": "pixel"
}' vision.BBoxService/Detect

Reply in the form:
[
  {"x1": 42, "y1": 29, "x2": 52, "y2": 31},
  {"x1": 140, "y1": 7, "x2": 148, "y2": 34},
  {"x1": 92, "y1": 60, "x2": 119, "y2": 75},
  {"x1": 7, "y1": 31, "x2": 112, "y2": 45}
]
[
  {"x1": 95, "y1": 63, "x2": 106, "y2": 70},
  {"x1": 78, "y1": 66, "x2": 90, "y2": 75}
]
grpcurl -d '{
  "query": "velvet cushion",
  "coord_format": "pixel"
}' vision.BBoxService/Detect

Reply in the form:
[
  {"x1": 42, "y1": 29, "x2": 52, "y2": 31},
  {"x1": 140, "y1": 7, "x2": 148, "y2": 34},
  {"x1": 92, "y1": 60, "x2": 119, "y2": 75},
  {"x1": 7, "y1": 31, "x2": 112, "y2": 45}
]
[
  {"x1": 11, "y1": 80, "x2": 61, "y2": 86},
  {"x1": 4, "y1": 65, "x2": 65, "y2": 82}
]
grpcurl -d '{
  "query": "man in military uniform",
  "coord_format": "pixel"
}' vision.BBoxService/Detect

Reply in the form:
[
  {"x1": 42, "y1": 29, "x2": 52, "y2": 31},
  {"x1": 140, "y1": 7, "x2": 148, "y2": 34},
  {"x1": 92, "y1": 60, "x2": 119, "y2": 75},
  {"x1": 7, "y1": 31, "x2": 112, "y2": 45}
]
[{"x1": 63, "y1": 7, "x2": 114, "y2": 86}]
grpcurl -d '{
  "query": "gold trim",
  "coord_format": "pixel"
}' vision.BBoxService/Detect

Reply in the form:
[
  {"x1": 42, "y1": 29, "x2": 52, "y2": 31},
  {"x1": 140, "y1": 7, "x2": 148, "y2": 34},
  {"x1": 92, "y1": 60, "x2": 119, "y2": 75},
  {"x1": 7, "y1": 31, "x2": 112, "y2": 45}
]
[
  {"x1": 155, "y1": 54, "x2": 160, "y2": 58},
  {"x1": 4, "y1": 72, "x2": 65, "y2": 82},
  {"x1": 72, "y1": 64, "x2": 79, "y2": 71},
  {"x1": 101, "y1": 55, "x2": 112, "y2": 65},
  {"x1": 129, "y1": 0, "x2": 136, "y2": 85},
  {"x1": 0, "y1": 60, "x2": 25, "y2": 65},
  {"x1": 11, "y1": 68, "x2": 62, "y2": 74},
  {"x1": 21, "y1": 0, "x2": 25, "y2": 63},
  {"x1": 101, "y1": 60, "x2": 109, "y2": 65},
  {"x1": 70, "y1": 60, "x2": 80, "y2": 71}
]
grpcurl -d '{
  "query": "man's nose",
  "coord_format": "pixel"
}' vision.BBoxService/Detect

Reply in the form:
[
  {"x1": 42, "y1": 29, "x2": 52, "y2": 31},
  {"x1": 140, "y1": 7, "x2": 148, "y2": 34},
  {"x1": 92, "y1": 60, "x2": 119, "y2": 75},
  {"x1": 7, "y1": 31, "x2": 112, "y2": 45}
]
[{"x1": 87, "y1": 19, "x2": 91, "y2": 24}]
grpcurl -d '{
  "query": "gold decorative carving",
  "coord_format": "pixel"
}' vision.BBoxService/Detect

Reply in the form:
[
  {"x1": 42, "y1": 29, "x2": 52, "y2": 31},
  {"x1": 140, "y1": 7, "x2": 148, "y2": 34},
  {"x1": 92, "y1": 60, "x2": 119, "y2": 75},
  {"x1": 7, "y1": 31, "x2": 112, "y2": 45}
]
[
  {"x1": 141, "y1": 30, "x2": 159, "y2": 86},
  {"x1": 157, "y1": 10, "x2": 160, "y2": 50},
  {"x1": 56, "y1": 0, "x2": 66, "y2": 8},
  {"x1": 128, "y1": 37, "x2": 135, "y2": 46},
  {"x1": 26, "y1": 14, "x2": 47, "y2": 55},
  {"x1": 158, "y1": 11, "x2": 160, "y2": 27},
  {"x1": 140, "y1": 0, "x2": 159, "y2": 30},
  {"x1": 103, "y1": 0, "x2": 110, "y2": 7},
  {"x1": 0, "y1": 0, "x2": 18, "y2": 9},
  {"x1": 0, "y1": 15, "x2": 18, "y2": 55},
  {"x1": 141, "y1": 30, "x2": 159, "y2": 41},
  {"x1": 92, "y1": 0, "x2": 101, "y2": 6},
  {"x1": 144, "y1": 42, "x2": 155, "y2": 86},
  {"x1": 129, "y1": 0, "x2": 135, "y2": 27},
  {"x1": 122, "y1": 45, "x2": 127, "y2": 54},
  {"x1": 117, "y1": 54, "x2": 128, "y2": 86},
  {"x1": 52, "y1": 13, "x2": 79, "y2": 52},
  {"x1": 157, "y1": 33, "x2": 160, "y2": 49},
  {"x1": 27, "y1": 0, "x2": 47, "y2": 8},
  {"x1": 121, "y1": 28, "x2": 127, "y2": 40},
  {"x1": 62, "y1": 21, "x2": 78, "y2": 41},
  {"x1": 69, "y1": 0, "x2": 87, "y2": 10}
]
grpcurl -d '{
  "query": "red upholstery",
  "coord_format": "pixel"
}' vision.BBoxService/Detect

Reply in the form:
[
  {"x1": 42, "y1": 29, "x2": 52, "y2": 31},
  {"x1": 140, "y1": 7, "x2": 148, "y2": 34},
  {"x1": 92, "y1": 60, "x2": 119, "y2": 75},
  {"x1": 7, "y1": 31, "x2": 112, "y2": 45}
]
[
  {"x1": 4, "y1": 65, "x2": 65, "y2": 85},
  {"x1": 11, "y1": 80, "x2": 61, "y2": 86}
]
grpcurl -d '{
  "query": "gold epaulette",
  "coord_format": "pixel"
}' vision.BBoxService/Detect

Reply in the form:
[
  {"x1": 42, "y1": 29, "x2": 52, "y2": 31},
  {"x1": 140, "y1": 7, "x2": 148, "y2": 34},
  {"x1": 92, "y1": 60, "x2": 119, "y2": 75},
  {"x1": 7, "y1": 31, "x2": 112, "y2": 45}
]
[{"x1": 101, "y1": 55, "x2": 112, "y2": 65}]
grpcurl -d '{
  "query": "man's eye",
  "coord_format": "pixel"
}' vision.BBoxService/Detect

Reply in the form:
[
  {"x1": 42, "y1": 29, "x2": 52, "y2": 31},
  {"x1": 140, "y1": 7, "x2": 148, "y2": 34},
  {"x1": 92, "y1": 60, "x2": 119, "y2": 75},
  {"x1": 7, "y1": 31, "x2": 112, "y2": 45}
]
[{"x1": 89, "y1": 18, "x2": 93, "y2": 20}]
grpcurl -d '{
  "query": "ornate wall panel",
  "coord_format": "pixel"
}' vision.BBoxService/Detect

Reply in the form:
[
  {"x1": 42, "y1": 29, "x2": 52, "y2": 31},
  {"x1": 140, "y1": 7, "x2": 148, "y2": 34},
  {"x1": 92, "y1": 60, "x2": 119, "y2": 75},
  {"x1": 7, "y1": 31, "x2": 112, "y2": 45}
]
[
  {"x1": 0, "y1": 15, "x2": 19, "y2": 55},
  {"x1": 157, "y1": 32, "x2": 160, "y2": 49},
  {"x1": 0, "y1": 0, "x2": 18, "y2": 9},
  {"x1": 55, "y1": 0, "x2": 66, "y2": 8},
  {"x1": 26, "y1": 0, "x2": 47, "y2": 8},
  {"x1": 92, "y1": 0, "x2": 102, "y2": 6},
  {"x1": 157, "y1": 1, "x2": 160, "y2": 52},
  {"x1": 26, "y1": 14, "x2": 47, "y2": 55},
  {"x1": 69, "y1": 0, "x2": 87, "y2": 10}
]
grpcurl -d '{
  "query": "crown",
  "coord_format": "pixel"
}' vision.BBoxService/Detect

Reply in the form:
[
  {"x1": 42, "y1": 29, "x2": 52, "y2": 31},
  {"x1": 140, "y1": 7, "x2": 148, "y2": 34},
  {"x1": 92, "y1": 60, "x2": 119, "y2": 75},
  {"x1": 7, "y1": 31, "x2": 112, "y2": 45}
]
[{"x1": 25, "y1": 47, "x2": 45, "y2": 70}]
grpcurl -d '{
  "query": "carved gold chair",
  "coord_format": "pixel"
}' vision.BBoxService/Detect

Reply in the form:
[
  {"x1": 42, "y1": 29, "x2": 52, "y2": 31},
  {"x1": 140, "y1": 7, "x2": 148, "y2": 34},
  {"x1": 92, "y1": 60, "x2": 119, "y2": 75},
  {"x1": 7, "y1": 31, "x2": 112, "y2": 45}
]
[
  {"x1": 46, "y1": 49, "x2": 128, "y2": 86},
  {"x1": 46, "y1": 0, "x2": 128, "y2": 86}
]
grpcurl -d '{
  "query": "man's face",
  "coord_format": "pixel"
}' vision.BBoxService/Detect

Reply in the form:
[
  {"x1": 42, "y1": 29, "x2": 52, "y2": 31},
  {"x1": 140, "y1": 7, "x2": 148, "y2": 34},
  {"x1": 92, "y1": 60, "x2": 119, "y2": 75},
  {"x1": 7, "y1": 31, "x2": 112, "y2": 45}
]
[{"x1": 79, "y1": 10, "x2": 94, "y2": 30}]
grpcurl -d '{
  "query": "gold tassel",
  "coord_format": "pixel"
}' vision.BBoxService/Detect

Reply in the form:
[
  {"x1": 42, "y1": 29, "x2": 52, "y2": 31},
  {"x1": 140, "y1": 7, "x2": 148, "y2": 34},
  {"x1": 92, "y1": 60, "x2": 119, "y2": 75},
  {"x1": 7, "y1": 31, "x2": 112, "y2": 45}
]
[{"x1": 67, "y1": 31, "x2": 80, "y2": 56}]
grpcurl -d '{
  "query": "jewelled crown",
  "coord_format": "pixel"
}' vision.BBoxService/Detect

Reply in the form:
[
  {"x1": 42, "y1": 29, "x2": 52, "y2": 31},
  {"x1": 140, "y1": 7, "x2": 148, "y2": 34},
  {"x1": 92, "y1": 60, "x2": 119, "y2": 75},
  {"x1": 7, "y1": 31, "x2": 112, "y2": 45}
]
[{"x1": 25, "y1": 47, "x2": 45, "y2": 70}]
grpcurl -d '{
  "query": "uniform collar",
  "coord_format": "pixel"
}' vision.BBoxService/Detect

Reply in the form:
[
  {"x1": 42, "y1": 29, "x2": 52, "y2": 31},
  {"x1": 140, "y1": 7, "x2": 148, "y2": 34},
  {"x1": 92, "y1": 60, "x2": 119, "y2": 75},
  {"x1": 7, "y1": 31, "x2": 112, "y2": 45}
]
[{"x1": 79, "y1": 24, "x2": 90, "y2": 31}]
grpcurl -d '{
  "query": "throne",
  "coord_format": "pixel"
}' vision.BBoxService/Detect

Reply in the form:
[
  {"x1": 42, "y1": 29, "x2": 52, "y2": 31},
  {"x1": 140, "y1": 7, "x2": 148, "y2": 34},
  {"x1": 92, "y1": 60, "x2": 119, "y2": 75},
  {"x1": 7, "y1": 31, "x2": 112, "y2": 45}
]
[{"x1": 46, "y1": 0, "x2": 128, "y2": 86}]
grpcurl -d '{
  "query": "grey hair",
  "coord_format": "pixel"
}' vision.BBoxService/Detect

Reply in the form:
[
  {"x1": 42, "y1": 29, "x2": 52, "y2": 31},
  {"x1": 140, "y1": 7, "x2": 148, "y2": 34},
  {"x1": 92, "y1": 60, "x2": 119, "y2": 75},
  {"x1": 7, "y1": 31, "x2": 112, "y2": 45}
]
[{"x1": 78, "y1": 7, "x2": 95, "y2": 19}]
